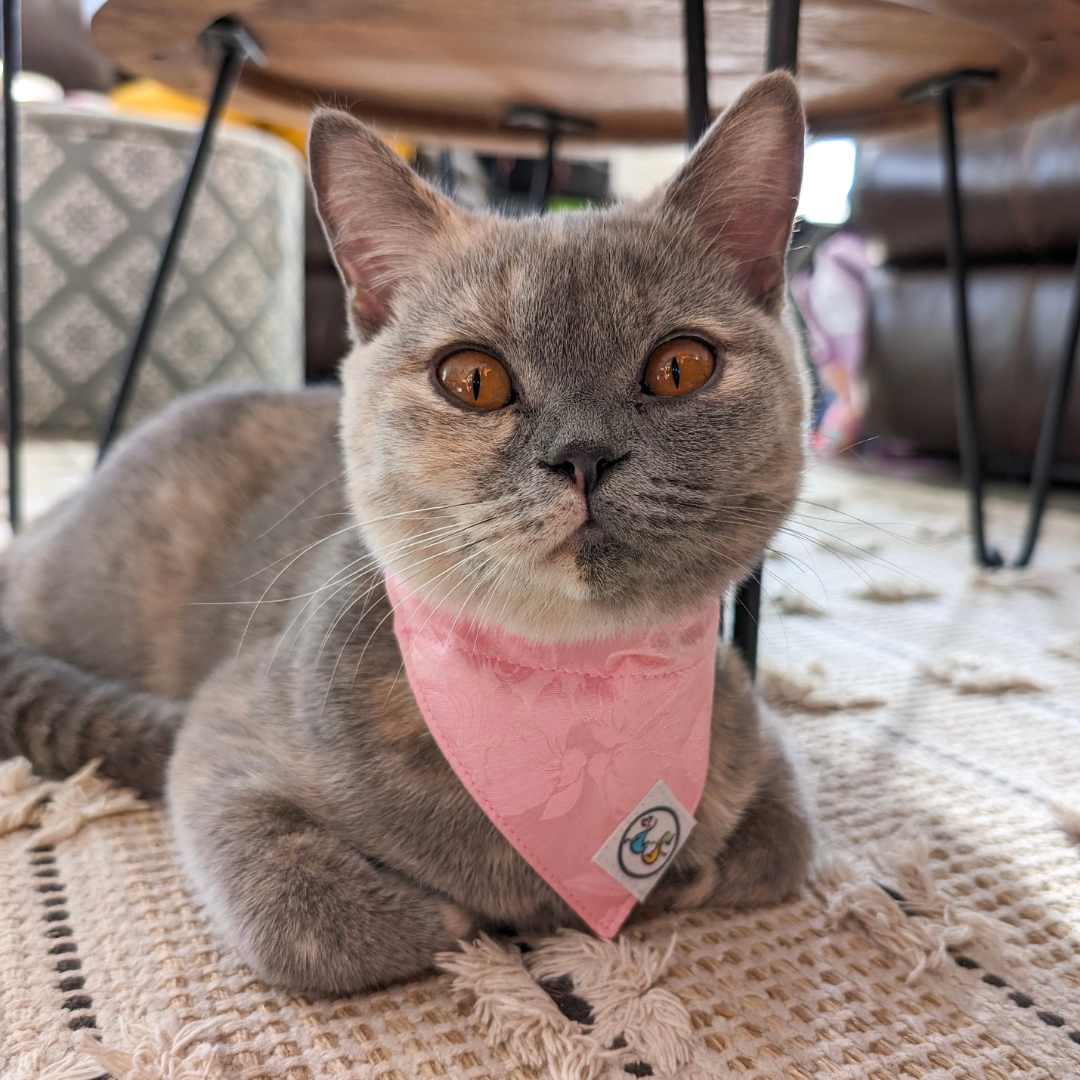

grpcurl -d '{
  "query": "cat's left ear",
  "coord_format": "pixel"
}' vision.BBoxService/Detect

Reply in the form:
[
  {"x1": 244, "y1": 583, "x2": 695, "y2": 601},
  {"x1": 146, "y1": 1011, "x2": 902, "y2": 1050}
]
[
  {"x1": 658, "y1": 71, "x2": 805, "y2": 312},
  {"x1": 309, "y1": 110, "x2": 467, "y2": 340}
]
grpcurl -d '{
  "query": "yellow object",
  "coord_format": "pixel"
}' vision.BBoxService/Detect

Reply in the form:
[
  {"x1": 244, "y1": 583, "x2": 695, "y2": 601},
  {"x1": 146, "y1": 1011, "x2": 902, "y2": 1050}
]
[{"x1": 108, "y1": 78, "x2": 414, "y2": 160}]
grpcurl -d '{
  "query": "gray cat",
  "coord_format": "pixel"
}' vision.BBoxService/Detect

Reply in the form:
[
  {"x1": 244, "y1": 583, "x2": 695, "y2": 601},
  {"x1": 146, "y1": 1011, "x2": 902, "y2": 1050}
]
[{"x1": 0, "y1": 71, "x2": 811, "y2": 995}]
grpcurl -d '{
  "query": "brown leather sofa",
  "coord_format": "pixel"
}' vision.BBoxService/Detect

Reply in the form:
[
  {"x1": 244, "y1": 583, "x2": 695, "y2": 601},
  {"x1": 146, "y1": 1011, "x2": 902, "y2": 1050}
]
[{"x1": 850, "y1": 104, "x2": 1080, "y2": 479}]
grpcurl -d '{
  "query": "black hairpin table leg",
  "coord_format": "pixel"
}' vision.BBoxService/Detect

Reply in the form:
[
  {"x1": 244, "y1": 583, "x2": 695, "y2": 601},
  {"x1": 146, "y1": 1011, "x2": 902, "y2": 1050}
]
[
  {"x1": 683, "y1": 0, "x2": 709, "y2": 146},
  {"x1": 903, "y1": 71, "x2": 1001, "y2": 568},
  {"x1": 935, "y1": 80, "x2": 1002, "y2": 568},
  {"x1": 528, "y1": 126, "x2": 558, "y2": 211},
  {"x1": 97, "y1": 18, "x2": 264, "y2": 462},
  {"x1": 3, "y1": 0, "x2": 22, "y2": 532},
  {"x1": 1014, "y1": 240, "x2": 1080, "y2": 567},
  {"x1": 725, "y1": 0, "x2": 801, "y2": 676}
]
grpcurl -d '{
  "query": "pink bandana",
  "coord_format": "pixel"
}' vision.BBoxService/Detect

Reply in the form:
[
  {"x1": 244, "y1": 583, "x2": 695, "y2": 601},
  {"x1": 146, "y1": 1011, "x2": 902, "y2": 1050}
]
[{"x1": 386, "y1": 576, "x2": 720, "y2": 938}]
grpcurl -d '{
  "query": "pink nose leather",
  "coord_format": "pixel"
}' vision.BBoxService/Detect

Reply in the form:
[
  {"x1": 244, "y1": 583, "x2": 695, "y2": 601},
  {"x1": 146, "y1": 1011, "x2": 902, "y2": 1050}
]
[{"x1": 386, "y1": 574, "x2": 720, "y2": 937}]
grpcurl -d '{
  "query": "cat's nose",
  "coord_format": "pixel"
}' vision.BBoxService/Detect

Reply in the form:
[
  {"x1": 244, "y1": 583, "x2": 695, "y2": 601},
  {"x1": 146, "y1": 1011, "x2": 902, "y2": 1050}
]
[{"x1": 543, "y1": 448, "x2": 625, "y2": 497}]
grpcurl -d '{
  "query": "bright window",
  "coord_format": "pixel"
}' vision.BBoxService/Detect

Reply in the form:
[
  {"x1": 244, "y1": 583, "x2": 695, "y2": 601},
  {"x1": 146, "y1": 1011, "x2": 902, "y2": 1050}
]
[{"x1": 798, "y1": 138, "x2": 857, "y2": 225}]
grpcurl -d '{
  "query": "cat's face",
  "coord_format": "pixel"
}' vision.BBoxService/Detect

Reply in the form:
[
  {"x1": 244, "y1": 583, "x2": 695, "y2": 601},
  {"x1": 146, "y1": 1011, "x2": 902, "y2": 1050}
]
[{"x1": 311, "y1": 73, "x2": 807, "y2": 640}]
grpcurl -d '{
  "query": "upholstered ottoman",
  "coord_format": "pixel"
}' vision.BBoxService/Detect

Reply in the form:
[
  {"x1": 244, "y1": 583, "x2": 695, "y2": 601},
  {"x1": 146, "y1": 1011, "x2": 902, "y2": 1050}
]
[{"x1": 3, "y1": 105, "x2": 304, "y2": 437}]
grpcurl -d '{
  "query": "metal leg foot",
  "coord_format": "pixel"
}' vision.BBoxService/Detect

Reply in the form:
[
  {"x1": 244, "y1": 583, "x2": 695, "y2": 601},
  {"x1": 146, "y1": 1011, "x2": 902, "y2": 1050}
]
[
  {"x1": 1014, "y1": 240, "x2": 1080, "y2": 566},
  {"x1": 97, "y1": 18, "x2": 264, "y2": 462},
  {"x1": 3, "y1": 0, "x2": 22, "y2": 532}
]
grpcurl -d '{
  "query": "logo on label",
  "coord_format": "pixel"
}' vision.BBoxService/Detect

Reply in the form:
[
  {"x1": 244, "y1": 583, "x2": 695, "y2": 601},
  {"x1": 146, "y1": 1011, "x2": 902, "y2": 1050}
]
[
  {"x1": 593, "y1": 780, "x2": 696, "y2": 901},
  {"x1": 617, "y1": 806, "x2": 681, "y2": 878}
]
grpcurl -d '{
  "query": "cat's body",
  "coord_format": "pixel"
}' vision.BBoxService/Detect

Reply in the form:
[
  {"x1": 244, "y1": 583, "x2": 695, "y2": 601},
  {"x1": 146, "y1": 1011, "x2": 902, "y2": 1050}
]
[{"x1": 0, "y1": 73, "x2": 814, "y2": 994}]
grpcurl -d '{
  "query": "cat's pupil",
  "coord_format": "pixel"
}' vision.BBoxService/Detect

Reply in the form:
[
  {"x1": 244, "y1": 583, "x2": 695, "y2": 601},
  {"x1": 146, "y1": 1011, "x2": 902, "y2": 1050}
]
[
  {"x1": 471, "y1": 368, "x2": 482, "y2": 401},
  {"x1": 671, "y1": 357, "x2": 681, "y2": 389}
]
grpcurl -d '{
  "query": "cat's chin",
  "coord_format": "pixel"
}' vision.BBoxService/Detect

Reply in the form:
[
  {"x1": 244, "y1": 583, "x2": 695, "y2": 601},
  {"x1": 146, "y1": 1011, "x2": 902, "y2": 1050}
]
[
  {"x1": 479, "y1": 588, "x2": 712, "y2": 644},
  {"x1": 465, "y1": 571, "x2": 719, "y2": 644}
]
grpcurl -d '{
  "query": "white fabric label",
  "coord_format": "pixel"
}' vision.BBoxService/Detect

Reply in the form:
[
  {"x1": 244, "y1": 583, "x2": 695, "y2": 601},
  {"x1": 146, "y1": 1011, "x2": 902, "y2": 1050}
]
[{"x1": 591, "y1": 780, "x2": 697, "y2": 902}]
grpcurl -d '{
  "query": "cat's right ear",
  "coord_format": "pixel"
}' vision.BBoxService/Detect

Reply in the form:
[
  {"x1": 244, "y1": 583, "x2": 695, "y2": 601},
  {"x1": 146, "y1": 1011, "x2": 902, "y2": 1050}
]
[{"x1": 309, "y1": 110, "x2": 467, "y2": 340}]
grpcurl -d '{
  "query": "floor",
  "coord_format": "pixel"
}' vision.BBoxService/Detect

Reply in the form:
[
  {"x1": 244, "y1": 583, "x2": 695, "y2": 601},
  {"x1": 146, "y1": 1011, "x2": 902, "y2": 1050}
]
[{"x1": 2, "y1": 444, "x2": 1080, "y2": 1079}]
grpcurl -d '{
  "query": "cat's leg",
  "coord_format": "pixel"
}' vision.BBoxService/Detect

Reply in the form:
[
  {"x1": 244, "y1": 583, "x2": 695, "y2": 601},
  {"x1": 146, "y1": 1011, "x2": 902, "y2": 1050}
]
[
  {"x1": 169, "y1": 650, "x2": 472, "y2": 996},
  {"x1": 645, "y1": 744, "x2": 812, "y2": 914},
  {"x1": 703, "y1": 743, "x2": 813, "y2": 906},
  {"x1": 172, "y1": 787, "x2": 471, "y2": 995},
  {"x1": 643, "y1": 648, "x2": 813, "y2": 915}
]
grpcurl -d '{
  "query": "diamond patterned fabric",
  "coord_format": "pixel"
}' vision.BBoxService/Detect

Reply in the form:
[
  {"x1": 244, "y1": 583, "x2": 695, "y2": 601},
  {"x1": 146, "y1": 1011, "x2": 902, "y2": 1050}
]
[{"x1": 0, "y1": 106, "x2": 305, "y2": 436}]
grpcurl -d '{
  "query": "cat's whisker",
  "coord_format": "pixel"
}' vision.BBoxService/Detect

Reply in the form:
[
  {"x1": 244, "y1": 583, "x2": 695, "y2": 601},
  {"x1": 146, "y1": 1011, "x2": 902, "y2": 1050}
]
[
  {"x1": 276, "y1": 516, "x2": 502, "y2": 672},
  {"x1": 329, "y1": 558, "x2": 471, "y2": 712},
  {"x1": 265, "y1": 533, "x2": 455, "y2": 671},
  {"x1": 382, "y1": 546, "x2": 512, "y2": 703},
  {"x1": 478, "y1": 550, "x2": 534, "y2": 647},
  {"x1": 231, "y1": 522, "x2": 369, "y2": 587},
  {"x1": 760, "y1": 564, "x2": 829, "y2": 614},
  {"x1": 775, "y1": 522, "x2": 931, "y2": 586},
  {"x1": 234, "y1": 519, "x2": 384, "y2": 660},
  {"x1": 232, "y1": 498, "x2": 489, "y2": 587},
  {"x1": 311, "y1": 519, "x2": 507, "y2": 700},
  {"x1": 452, "y1": 547, "x2": 517, "y2": 655},
  {"x1": 251, "y1": 470, "x2": 346, "y2": 542},
  {"x1": 244, "y1": 545, "x2": 405, "y2": 661},
  {"x1": 309, "y1": 534, "x2": 493, "y2": 675}
]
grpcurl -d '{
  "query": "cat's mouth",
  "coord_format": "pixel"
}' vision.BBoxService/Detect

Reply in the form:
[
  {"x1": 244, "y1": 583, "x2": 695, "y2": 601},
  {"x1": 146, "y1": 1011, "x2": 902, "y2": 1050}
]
[
  {"x1": 575, "y1": 519, "x2": 604, "y2": 538},
  {"x1": 544, "y1": 516, "x2": 605, "y2": 563}
]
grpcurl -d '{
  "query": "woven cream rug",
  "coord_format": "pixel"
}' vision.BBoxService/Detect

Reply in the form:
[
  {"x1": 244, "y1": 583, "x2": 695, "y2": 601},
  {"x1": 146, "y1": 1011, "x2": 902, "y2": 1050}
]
[{"x1": 3, "y1": 459, "x2": 1080, "y2": 1080}]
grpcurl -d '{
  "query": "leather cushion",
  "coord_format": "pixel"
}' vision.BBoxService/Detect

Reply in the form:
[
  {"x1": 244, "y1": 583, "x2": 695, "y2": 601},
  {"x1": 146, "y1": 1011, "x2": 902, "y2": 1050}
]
[
  {"x1": 864, "y1": 265, "x2": 1080, "y2": 469},
  {"x1": 852, "y1": 103, "x2": 1080, "y2": 265}
]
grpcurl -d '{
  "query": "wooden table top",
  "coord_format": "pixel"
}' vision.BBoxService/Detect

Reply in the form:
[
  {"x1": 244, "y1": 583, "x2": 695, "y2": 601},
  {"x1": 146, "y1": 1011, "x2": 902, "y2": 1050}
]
[{"x1": 85, "y1": 0, "x2": 1080, "y2": 150}]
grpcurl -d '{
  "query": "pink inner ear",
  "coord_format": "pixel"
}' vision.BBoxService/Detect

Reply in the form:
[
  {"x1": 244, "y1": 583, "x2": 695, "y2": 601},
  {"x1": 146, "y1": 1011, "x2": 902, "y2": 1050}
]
[
  {"x1": 722, "y1": 189, "x2": 799, "y2": 306},
  {"x1": 337, "y1": 249, "x2": 395, "y2": 334},
  {"x1": 708, "y1": 146, "x2": 801, "y2": 306},
  {"x1": 741, "y1": 252, "x2": 788, "y2": 308}
]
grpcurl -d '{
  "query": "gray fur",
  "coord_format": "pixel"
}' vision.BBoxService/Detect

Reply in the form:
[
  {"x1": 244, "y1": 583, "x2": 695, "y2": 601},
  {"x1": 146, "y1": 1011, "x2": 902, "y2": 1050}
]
[{"x1": 0, "y1": 72, "x2": 812, "y2": 994}]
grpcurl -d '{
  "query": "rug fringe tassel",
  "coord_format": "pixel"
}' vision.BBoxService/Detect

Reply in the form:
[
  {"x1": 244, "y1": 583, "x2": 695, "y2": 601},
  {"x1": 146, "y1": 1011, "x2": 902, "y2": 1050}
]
[
  {"x1": 1049, "y1": 800, "x2": 1080, "y2": 844},
  {"x1": 0, "y1": 756, "x2": 60, "y2": 833},
  {"x1": 75, "y1": 1016, "x2": 225, "y2": 1079},
  {"x1": 525, "y1": 929, "x2": 694, "y2": 1075},
  {"x1": 3, "y1": 1043, "x2": 104, "y2": 1080},
  {"x1": 0, "y1": 756, "x2": 145, "y2": 847},
  {"x1": 439, "y1": 933, "x2": 614, "y2": 1080},
  {"x1": 813, "y1": 838, "x2": 1007, "y2": 983}
]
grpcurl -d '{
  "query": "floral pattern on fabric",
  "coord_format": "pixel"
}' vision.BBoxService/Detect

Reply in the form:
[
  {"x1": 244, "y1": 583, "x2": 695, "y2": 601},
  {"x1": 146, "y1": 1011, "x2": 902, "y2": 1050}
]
[{"x1": 387, "y1": 575, "x2": 720, "y2": 937}]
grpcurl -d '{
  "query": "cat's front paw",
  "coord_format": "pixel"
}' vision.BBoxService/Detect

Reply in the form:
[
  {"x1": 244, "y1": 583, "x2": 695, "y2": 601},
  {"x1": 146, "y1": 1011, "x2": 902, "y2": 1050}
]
[
  {"x1": 705, "y1": 782, "x2": 812, "y2": 908},
  {"x1": 442, "y1": 901, "x2": 475, "y2": 942}
]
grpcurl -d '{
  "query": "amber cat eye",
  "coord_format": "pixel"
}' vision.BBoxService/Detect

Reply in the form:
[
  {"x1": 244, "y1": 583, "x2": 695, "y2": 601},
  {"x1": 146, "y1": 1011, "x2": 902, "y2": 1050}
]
[
  {"x1": 643, "y1": 338, "x2": 716, "y2": 398},
  {"x1": 437, "y1": 350, "x2": 514, "y2": 411}
]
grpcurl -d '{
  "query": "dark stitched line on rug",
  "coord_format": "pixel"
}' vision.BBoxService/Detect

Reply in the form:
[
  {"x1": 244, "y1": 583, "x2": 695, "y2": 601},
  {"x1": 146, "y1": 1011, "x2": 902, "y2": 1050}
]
[
  {"x1": 29, "y1": 838, "x2": 110, "y2": 1080},
  {"x1": 870, "y1": 722, "x2": 1036, "y2": 801},
  {"x1": 30, "y1": 842, "x2": 98, "y2": 1032},
  {"x1": 825, "y1": 708, "x2": 1063, "y2": 823},
  {"x1": 880, "y1": 884, "x2": 1080, "y2": 1049},
  {"x1": 951, "y1": 954, "x2": 1080, "y2": 1046}
]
